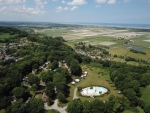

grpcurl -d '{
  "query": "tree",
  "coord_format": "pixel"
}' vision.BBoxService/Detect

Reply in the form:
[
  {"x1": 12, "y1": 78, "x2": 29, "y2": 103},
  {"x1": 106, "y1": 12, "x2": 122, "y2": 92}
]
[
  {"x1": 67, "y1": 99, "x2": 83, "y2": 113},
  {"x1": 91, "y1": 99, "x2": 105, "y2": 113},
  {"x1": 144, "y1": 104, "x2": 150, "y2": 113},
  {"x1": 57, "y1": 92, "x2": 66, "y2": 103},
  {"x1": 5, "y1": 98, "x2": 25, "y2": 113},
  {"x1": 45, "y1": 82, "x2": 55, "y2": 98},
  {"x1": 53, "y1": 72, "x2": 66, "y2": 83},
  {"x1": 70, "y1": 59, "x2": 82, "y2": 76},
  {"x1": 47, "y1": 109, "x2": 60, "y2": 113},
  {"x1": 31, "y1": 84, "x2": 38, "y2": 91},
  {"x1": 82, "y1": 100, "x2": 92, "y2": 113},
  {"x1": 28, "y1": 74, "x2": 40, "y2": 85},
  {"x1": 12, "y1": 87, "x2": 25, "y2": 98},
  {"x1": 0, "y1": 96, "x2": 12, "y2": 109},
  {"x1": 50, "y1": 61, "x2": 58, "y2": 70},
  {"x1": 25, "y1": 98, "x2": 44, "y2": 113},
  {"x1": 40, "y1": 71, "x2": 53, "y2": 83}
]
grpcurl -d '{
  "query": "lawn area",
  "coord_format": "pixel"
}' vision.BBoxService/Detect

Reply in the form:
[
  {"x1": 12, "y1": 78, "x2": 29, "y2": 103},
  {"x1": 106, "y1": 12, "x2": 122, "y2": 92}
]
[
  {"x1": 67, "y1": 64, "x2": 123, "y2": 102},
  {"x1": 0, "y1": 33, "x2": 10, "y2": 38},
  {"x1": 141, "y1": 85, "x2": 150, "y2": 105}
]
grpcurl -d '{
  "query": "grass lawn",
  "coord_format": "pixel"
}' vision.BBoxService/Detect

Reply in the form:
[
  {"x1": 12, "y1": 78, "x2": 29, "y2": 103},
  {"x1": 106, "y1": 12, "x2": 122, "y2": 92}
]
[
  {"x1": 67, "y1": 64, "x2": 123, "y2": 102},
  {"x1": 141, "y1": 85, "x2": 150, "y2": 105},
  {"x1": 0, "y1": 34, "x2": 10, "y2": 38}
]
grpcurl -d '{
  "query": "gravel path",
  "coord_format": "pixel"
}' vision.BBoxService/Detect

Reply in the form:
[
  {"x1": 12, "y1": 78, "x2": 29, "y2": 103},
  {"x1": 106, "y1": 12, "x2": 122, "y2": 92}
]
[{"x1": 44, "y1": 99, "x2": 67, "y2": 113}]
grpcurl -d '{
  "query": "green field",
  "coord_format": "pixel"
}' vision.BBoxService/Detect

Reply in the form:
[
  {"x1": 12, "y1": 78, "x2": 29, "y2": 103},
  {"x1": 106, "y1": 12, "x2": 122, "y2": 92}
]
[
  {"x1": 0, "y1": 34, "x2": 10, "y2": 38},
  {"x1": 67, "y1": 64, "x2": 123, "y2": 102}
]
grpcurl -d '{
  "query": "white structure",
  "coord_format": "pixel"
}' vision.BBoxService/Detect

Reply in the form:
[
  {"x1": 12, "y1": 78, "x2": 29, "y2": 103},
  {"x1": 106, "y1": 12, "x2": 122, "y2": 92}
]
[
  {"x1": 83, "y1": 71, "x2": 88, "y2": 77},
  {"x1": 75, "y1": 79, "x2": 80, "y2": 82},
  {"x1": 71, "y1": 81, "x2": 76, "y2": 85}
]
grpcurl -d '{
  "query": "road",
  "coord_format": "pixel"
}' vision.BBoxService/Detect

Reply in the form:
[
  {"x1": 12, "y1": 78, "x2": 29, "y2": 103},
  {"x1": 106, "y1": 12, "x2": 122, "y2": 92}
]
[{"x1": 44, "y1": 99, "x2": 67, "y2": 113}]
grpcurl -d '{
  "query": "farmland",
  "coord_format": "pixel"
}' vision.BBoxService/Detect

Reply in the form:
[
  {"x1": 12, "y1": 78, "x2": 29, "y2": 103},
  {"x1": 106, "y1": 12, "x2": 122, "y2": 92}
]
[{"x1": 34, "y1": 26, "x2": 150, "y2": 66}]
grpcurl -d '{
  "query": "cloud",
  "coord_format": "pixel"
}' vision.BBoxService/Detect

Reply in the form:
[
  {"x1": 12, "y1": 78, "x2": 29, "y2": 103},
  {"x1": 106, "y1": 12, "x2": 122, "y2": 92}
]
[
  {"x1": 56, "y1": 6, "x2": 69, "y2": 12},
  {"x1": 56, "y1": 6, "x2": 63, "y2": 12},
  {"x1": 62, "y1": 0, "x2": 65, "y2": 3},
  {"x1": 95, "y1": 0, "x2": 107, "y2": 4},
  {"x1": 34, "y1": 0, "x2": 48, "y2": 8},
  {"x1": 95, "y1": 5, "x2": 101, "y2": 8},
  {"x1": 0, "y1": 0, "x2": 26, "y2": 4},
  {"x1": 0, "y1": 5, "x2": 45, "y2": 15},
  {"x1": 64, "y1": 7, "x2": 69, "y2": 10},
  {"x1": 71, "y1": 6, "x2": 78, "y2": 10},
  {"x1": 67, "y1": 0, "x2": 87, "y2": 5},
  {"x1": 52, "y1": 0, "x2": 58, "y2": 1},
  {"x1": 107, "y1": 0, "x2": 116, "y2": 4}
]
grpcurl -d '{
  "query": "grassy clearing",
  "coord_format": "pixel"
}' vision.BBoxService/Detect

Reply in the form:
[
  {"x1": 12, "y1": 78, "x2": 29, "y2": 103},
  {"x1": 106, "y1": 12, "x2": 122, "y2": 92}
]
[
  {"x1": 67, "y1": 65, "x2": 123, "y2": 102},
  {"x1": 0, "y1": 34, "x2": 10, "y2": 38},
  {"x1": 141, "y1": 85, "x2": 150, "y2": 105}
]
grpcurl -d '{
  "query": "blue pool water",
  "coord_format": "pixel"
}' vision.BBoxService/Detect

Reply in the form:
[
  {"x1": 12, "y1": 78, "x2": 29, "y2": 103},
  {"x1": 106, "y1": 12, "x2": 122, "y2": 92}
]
[
  {"x1": 87, "y1": 87, "x2": 104, "y2": 94},
  {"x1": 88, "y1": 89, "x2": 95, "y2": 93}
]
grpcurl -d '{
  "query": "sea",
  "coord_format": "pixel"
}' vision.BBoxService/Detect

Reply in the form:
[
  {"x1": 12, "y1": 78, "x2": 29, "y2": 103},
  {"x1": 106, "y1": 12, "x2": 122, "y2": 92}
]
[{"x1": 62, "y1": 22, "x2": 150, "y2": 29}]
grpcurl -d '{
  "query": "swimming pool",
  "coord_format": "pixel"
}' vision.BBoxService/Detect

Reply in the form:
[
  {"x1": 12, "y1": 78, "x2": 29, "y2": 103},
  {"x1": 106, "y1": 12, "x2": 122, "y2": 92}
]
[{"x1": 81, "y1": 86, "x2": 108, "y2": 97}]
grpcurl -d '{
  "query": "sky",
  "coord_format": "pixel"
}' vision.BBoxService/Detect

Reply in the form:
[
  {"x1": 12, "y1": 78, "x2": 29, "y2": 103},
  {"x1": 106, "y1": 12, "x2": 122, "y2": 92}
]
[{"x1": 0, "y1": 0, "x2": 150, "y2": 24}]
